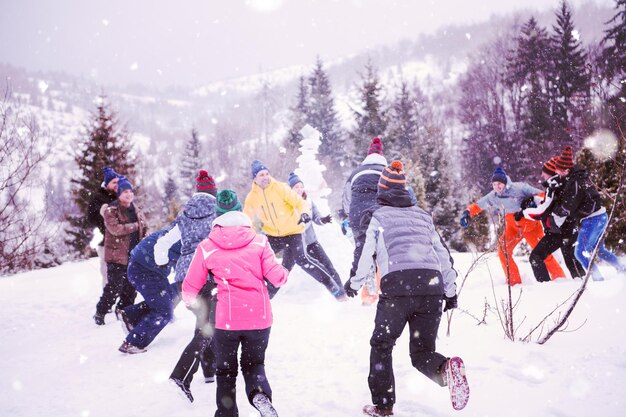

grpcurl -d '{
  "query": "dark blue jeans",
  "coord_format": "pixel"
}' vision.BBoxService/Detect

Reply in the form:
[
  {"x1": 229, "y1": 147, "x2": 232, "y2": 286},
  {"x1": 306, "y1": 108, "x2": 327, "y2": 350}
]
[
  {"x1": 576, "y1": 212, "x2": 625, "y2": 280},
  {"x1": 213, "y1": 327, "x2": 272, "y2": 417},
  {"x1": 368, "y1": 295, "x2": 447, "y2": 411},
  {"x1": 123, "y1": 260, "x2": 176, "y2": 349}
]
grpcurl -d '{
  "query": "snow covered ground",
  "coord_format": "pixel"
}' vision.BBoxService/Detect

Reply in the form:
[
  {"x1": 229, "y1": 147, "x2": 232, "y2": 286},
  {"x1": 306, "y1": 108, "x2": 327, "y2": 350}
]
[{"x1": 1, "y1": 222, "x2": 624, "y2": 417}]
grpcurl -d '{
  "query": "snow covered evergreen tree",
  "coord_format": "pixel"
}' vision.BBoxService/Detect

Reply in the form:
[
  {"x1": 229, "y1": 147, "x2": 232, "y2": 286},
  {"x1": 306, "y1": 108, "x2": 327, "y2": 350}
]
[
  {"x1": 179, "y1": 127, "x2": 201, "y2": 198},
  {"x1": 386, "y1": 80, "x2": 419, "y2": 156},
  {"x1": 66, "y1": 96, "x2": 136, "y2": 258},
  {"x1": 286, "y1": 76, "x2": 310, "y2": 151},
  {"x1": 507, "y1": 17, "x2": 554, "y2": 167},
  {"x1": 549, "y1": 0, "x2": 592, "y2": 147},
  {"x1": 307, "y1": 57, "x2": 345, "y2": 162},
  {"x1": 349, "y1": 60, "x2": 388, "y2": 166}
]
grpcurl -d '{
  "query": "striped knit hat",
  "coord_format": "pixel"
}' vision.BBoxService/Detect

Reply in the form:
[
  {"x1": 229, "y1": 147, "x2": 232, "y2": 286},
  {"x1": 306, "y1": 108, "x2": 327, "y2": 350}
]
[
  {"x1": 542, "y1": 158, "x2": 557, "y2": 176},
  {"x1": 368, "y1": 137, "x2": 384, "y2": 155},
  {"x1": 554, "y1": 146, "x2": 574, "y2": 170},
  {"x1": 196, "y1": 169, "x2": 217, "y2": 196},
  {"x1": 216, "y1": 189, "x2": 242, "y2": 214},
  {"x1": 378, "y1": 160, "x2": 406, "y2": 190}
]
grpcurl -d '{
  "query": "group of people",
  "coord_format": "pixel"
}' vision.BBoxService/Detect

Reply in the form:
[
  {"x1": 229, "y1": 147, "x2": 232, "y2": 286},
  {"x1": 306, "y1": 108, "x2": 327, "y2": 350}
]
[
  {"x1": 85, "y1": 136, "x2": 477, "y2": 417},
  {"x1": 461, "y1": 145, "x2": 625, "y2": 285}
]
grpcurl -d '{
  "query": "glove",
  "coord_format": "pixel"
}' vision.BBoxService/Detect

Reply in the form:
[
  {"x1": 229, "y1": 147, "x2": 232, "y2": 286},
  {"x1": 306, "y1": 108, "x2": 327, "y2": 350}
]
[
  {"x1": 443, "y1": 294, "x2": 458, "y2": 312},
  {"x1": 513, "y1": 211, "x2": 524, "y2": 222},
  {"x1": 459, "y1": 210, "x2": 471, "y2": 229},
  {"x1": 343, "y1": 279, "x2": 358, "y2": 298},
  {"x1": 520, "y1": 196, "x2": 536, "y2": 210},
  {"x1": 320, "y1": 214, "x2": 332, "y2": 224},
  {"x1": 297, "y1": 213, "x2": 311, "y2": 225},
  {"x1": 341, "y1": 219, "x2": 351, "y2": 235}
]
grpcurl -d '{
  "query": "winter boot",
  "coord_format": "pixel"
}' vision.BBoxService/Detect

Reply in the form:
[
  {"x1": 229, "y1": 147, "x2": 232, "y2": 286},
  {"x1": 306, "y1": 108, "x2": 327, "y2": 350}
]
[
  {"x1": 118, "y1": 309, "x2": 134, "y2": 334},
  {"x1": 252, "y1": 392, "x2": 279, "y2": 417},
  {"x1": 170, "y1": 377, "x2": 194, "y2": 403},
  {"x1": 93, "y1": 313, "x2": 105, "y2": 326},
  {"x1": 362, "y1": 405, "x2": 393, "y2": 416},
  {"x1": 118, "y1": 341, "x2": 147, "y2": 354},
  {"x1": 443, "y1": 356, "x2": 470, "y2": 410}
]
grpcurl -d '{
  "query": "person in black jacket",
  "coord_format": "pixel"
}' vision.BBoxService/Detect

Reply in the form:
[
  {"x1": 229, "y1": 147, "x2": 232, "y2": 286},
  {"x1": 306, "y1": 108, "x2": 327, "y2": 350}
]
[
  {"x1": 516, "y1": 157, "x2": 585, "y2": 282},
  {"x1": 550, "y1": 147, "x2": 625, "y2": 281},
  {"x1": 87, "y1": 166, "x2": 120, "y2": 287}
]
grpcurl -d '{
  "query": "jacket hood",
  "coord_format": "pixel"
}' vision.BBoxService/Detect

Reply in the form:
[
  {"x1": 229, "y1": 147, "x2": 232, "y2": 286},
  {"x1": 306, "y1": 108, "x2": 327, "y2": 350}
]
[
  {"x1": 209, "y1": 211, "x2": 256, "y2": 249},
  {"x1": 184, "y1": 193, "x2": 217, "y2": 220},
  {"x1": 568, "y1": 165, "x2": 587, "y2": 181},
  {"x1": 361, "y1": 153, "x2": 387, "y2": 167}
]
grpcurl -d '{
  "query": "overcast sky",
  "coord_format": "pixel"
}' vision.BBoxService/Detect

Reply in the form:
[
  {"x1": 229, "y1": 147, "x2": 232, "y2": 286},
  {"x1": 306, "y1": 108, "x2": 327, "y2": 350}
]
[{"x1": 0, "y1": 0, "x2": 613, "y2": 88}]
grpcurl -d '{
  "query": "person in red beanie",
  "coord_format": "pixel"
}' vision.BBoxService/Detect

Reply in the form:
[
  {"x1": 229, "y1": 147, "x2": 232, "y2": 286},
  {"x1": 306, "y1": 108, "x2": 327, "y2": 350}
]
[
  {"x1": 515, "y1": 157, "x2": 585, "y2": 282},
  {"x1": 341, "y1": 137, "x2": 387, "y2": 304},
  {"x1": 460, "y1": 166, "x2": 565, "y2": 286},
  {"x1": 549, "y1": 147, "x2": 625, "y2": 281}
]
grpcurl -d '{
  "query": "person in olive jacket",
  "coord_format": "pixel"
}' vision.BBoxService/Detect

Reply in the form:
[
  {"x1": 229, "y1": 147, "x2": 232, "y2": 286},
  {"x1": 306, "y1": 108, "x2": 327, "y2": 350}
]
[
  {"x1": 93, "y1": 177, "x2": 147, "y2": 325},
  {"x1": 87, "y1": 166, "x2": 120, "y2": 287}
]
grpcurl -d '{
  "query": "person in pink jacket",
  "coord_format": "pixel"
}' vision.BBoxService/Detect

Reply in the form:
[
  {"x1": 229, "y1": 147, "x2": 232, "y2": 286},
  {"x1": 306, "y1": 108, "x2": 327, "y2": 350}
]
[{"x1": 182, "y1": 189, "x2": 288, "y2": 417}]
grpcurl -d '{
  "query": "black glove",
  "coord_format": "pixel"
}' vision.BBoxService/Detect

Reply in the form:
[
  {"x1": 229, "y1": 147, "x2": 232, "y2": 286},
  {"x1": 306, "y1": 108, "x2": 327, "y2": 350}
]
[
  {"x1": 320, "y1": 214, "x2": 332, "y2": 224},
  {"x1": 297, "y1": 213, "x2": 311, "y2": 225},
  {"x1": 459, "y1": 210, "x2": 471, "y2": 229},
  {"x1": 343, "y1": 279, "x2": 358, "y2": 298},
  {"x1": 520, "y1": 196, "x2": 536, "y2": 210},
  {"x1": 443, "y1": 294, "x2": 458, "y2": 312},
  {"x1": 514, "y1": 211, "x2": 524, "y2": 222}
]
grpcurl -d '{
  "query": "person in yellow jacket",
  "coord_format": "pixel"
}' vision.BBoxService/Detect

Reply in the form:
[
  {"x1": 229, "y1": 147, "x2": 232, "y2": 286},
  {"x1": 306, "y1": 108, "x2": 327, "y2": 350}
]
[{"x1": 244, "y1": 160, "x2": 348, "y2": 299}]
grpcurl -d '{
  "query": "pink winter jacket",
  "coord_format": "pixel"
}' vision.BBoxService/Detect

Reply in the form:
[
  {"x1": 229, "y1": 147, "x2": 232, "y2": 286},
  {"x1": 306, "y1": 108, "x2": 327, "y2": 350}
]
[{"x1": 182, "y1": 211, "x2": 288, "y2": 331}]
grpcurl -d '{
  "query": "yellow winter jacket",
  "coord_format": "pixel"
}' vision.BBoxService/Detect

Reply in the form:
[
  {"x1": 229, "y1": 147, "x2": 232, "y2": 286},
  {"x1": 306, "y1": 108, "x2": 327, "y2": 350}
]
[{"x1": 244, "y1": 177, "x2": 310, "y2": 237}]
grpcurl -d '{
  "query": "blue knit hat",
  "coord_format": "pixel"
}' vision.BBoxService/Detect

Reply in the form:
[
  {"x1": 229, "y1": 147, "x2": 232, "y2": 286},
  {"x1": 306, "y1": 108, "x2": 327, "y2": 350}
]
[
  {"x1": 251, "y1": 159, "x2": 269, "y2": 179},
  {"x1": 117, "y1": 176, "x2": 133, "y2": 196},
  {"x1": 491, "y1": 166, "x2": 508, "y2": 184},
  {"x1": 103, "y1": 166, "x2": 119, "y2": 187},
  {"x1": 288, "y1": 172, "x2": 302, "y2": 188}
]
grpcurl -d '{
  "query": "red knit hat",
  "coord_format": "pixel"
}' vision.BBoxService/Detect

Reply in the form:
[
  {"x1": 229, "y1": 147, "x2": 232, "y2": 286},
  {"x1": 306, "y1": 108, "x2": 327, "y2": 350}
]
[
  {"x1": 554, "y1": 146, "x2": 574, "y2": 170},
  {"x1": 368, "y1": 137, "x2": 383, "y2": 155},
  {"x1": 542, "y1": 158, "x2": 557, "y2": 176},
  {"x1": 196, "y1": 169, "x2": 217, "y2": 196}
]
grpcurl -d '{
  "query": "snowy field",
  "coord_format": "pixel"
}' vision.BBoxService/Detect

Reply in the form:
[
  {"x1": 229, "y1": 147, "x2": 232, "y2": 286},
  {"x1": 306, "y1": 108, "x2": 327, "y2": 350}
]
[{"x1": 1, "y1": 222, "x2": 624, "y2": 417}]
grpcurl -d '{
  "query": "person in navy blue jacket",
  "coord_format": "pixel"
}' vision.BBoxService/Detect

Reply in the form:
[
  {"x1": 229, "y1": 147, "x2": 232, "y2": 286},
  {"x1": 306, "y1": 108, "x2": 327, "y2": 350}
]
[{"x1": 118, "y1": 223, "x2": 182, "y2": 354}]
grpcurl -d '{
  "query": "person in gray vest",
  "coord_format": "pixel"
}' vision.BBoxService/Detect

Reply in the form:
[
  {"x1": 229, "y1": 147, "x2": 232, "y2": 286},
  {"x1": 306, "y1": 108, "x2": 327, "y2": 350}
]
[{"x1": 344, "y1": 160, "x2": 469, "y2": 416}]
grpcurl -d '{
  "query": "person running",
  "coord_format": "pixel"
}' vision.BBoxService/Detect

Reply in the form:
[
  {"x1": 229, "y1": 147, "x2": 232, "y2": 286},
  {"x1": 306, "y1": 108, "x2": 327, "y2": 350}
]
[
  {"x1": 515, "y1": 157, "x2": 585, "y2": 282},
  {"x1": 118, "y1": 223, "x2": 182, "y2": 354},
  {"x1": 460, "y1": 166, "x2": 565, "y2": 286},
  {"x1": 244, "y1": 160, "x2": 340, "y2": 299},
  {"x1": 287, "y1": 171, "x2": 346, "y2": 300},
  {"x1": 182, "y1": 189, "x2": 288, "y2": 417},
  {"x1": 550, "y1": 146, "x2": 626, "y2": 281},
  {"x1": 344, "y1": 160, "x2": 469, "y2": 416},
  {"x1": 157, "y1": 170, "x2": 219, "y2": 400},
  {"x1": 341, "y1": 137, "x2": 387, "y2": 304}
]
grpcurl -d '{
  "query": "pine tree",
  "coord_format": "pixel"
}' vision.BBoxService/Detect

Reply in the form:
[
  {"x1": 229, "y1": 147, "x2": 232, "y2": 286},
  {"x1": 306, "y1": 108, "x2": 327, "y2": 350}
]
[
  {"x1": 67, "y1": 96, "x2": 135, "y2": 257},
  {"x1": 386, "y1": 80, "x2": 419, "y2": 157},
  {"x1": 349, "y1": 60, "x2": 388, "y2": 165},
  {"x1": 600, "y1": 0, "x2": 626, "y2": 88},
  {"x1": 179, "y1": 128, "x2": 202, "y2": 198},
  {"x1": 549, "y1": 0, "x2": 591, "y2": 146},
  {"x1": 307, "y1": 57, "x2": 345, "y2": 161},
  {"x1": 286, "y1": 76, "x2": 310, "y2": 151},
  {"x1": 507, "y1": 17, "x2": 554, "y2": 167}
]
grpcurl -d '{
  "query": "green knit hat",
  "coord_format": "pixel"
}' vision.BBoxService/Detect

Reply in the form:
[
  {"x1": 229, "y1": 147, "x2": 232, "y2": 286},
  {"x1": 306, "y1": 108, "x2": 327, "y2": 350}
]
[{"x1": 216, "y1": 189, "x2": 242, "y2": 214}]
